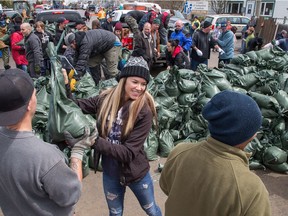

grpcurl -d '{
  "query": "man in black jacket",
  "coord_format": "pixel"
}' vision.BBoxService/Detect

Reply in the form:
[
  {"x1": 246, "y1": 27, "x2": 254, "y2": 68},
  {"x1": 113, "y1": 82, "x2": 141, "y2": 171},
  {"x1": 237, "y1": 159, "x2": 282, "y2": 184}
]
[
  {"x1": 21, "y1": 23, "x2": 43, "y2": 78},
  {"x1": 101, "y1": 13, "x2": 114, "y2": 32},
  {"x1": 67, "y1": 29, "x2": 121, "y2": 83}
]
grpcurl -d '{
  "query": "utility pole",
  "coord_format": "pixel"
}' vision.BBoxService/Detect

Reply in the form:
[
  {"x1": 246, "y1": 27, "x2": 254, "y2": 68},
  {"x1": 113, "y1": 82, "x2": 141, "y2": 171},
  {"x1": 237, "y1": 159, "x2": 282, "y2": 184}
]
[{"x1": 255, "y1": 0, "x2": 261, "y2": 17}]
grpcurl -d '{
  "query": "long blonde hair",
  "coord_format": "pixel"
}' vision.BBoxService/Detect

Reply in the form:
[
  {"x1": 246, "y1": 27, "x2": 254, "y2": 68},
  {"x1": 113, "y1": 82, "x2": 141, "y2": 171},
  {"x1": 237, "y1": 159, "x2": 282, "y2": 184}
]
[{"x1": 98, "y1": 78, "x2": 157, "y2": 138}]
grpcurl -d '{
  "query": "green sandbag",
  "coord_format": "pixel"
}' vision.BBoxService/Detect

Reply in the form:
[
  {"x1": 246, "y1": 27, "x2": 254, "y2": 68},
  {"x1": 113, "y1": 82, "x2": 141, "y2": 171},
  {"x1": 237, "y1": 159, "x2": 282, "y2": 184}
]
[
  {"x1": 280, "y1": 131, "x2": 288, "y2": 151},
  {"x1": 155, "y1": 96, "x2": 176, "y2": 109},
  {"x1": 244, "y1": 137, "x2": 263, "y2": 157},
  {"x1": 272, "y1": 119, "x2": 285, "y2": 135},
  {"x1": 99, "y1": 77, "x2": 118, "y2": 90},
  {"x1": 178, "y1": 78, "x2": 198, "y2": 93},
  {"x1": 169, "y1": 129, "x2": 182, "y2": 141},
  {"x1": 202, "y1": 78, "x2": 220, "y2": 98},
  {"x1": 277, "y1": 73, "x2": 288, "y2": 90},
  {"x1": 230, "y1": 54, "x2": 251, "y2": 66},
  {"x1": 165, "y1": 76, "x2": 181, "y2": 97},
  {"x1": 144, "y1": 130, "x2": 159, "y2": 161},
  {"x1": 267, "y1": 56, "x2": 288, "y2": 71},
  {"x1": 182, "y1": 119, "x2": 206, "y2": 135},
  {"x1": 224, "y1": 64, "x2": 245, "y2": 75},
  {"x1": 231, "y1": 87, "x2": 247, "y2": 94},
  {"x1": 88, "y1": 149, "x2": 103, "y2": 171},
  {"x1": 154, "y1": 70, "x2": 170, "y2": 84},
  {"x1": 256, "y1": 47, "x2": 275, "y2": 61},
  {"x1": 33, "y1": 86, "x2": 50, "y2": 127},
  {"x1": 233, "y1": 73, "x2": 259, "y2": 90},
  {"x1": 201, "y1": 69, "x2": 232, "y2": 90},
  {"x1": 159, "y1": 129, "x2": 174, "y2": 157},
  {"x1": 265, "y1": 163, "x2": 288, "y2": 174},
  {"x1": 47, "y1": 42, "x2": 96, "y2": 142},
  {"x1": 263, "y1": 146, "x2": 287, "y2": 165},
  {"x1": 274, "y1": 90, "x2": 288, "y2": 110},
  {"x1": 177, "y1": 93, "x2": 197, "y2": 106},
  {"x1": 249, "y1": 91, "x2": 280, "y2": 110},
  {"x1": 157, "y1": 106, "x2": 177, "y2": 130},
  {"x1": 261, "y1": 108, "x2": 279, "y2": 118},
  {"x1": 255, "y1": 80, "x2": 279, "y2": 95},
  {"x1": 249, "y1": 160, "x2": 266, "y2": 170},
  {"x1": 245, "y1": 51, "x2": 258, "y2": 63},
  {"x1": 74, "y1": 72, "x2": 99, "y2": 99},
  {"x1": 177, "y1": 69, "x2": 195, "y2": 79}
]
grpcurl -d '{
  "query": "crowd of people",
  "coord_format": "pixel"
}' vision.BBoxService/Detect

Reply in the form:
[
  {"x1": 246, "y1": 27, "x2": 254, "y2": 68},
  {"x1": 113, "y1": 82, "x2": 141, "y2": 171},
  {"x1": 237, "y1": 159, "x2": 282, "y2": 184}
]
[{"x1": 0, "y1": 5, "x2": 281, "y2": 216}]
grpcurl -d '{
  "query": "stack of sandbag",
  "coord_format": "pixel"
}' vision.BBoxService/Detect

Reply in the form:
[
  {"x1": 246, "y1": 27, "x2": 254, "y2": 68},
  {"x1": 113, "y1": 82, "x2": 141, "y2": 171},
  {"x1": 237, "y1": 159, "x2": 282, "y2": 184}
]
[{"x1": 145, "y1": 46, "x2": 288, "y2": 173}]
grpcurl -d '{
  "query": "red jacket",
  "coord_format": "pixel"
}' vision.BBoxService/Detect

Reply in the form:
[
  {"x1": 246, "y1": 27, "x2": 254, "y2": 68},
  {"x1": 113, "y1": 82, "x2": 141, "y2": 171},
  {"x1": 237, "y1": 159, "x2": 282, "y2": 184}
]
[{"x1": 10, "y1": 31, "x2": 28, "y2": 65}]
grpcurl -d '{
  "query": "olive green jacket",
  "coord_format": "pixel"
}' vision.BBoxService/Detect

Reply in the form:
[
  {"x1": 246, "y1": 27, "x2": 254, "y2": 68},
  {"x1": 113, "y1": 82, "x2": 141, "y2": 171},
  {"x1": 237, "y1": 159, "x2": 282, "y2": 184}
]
[{"x1": 160, "y1": 137, "x2": 271, "y2": 216}]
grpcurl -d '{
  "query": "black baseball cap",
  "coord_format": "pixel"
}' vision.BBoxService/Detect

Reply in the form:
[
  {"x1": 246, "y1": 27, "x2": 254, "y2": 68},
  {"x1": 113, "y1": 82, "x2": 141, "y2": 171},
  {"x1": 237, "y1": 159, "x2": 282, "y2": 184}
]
[
  {"x1": 75, "y1": 20, "x2": 85, "y2": 25},
  {"x1": 0, "y1": 69, "x2": 34, "y2": 126},
  {"x1": 57, "y1": 17, "x2": 69, "y2": 24}
]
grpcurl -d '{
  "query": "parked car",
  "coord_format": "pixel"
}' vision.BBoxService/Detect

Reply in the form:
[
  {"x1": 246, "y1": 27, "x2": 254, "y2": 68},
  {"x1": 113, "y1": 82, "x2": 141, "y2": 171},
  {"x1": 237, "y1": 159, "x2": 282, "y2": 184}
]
[
  {"x1": 111, "y1": 10, "x2": 134, "y2": 28},
  {"x1": 42, "y1": 4, "x2": 51, "y2": 10},
  {"x1": 35, "y1": 10, "x2": 83, "y2": 25},
  {"x1": 88, "y1": 4, "x2": 96, "y2": 12},
  {"x1": 3, "y1": 10, "x2": 22, "y2": 19},
  {"x1": 204, "y1": 14, "x2": 250, "y2": 38}
]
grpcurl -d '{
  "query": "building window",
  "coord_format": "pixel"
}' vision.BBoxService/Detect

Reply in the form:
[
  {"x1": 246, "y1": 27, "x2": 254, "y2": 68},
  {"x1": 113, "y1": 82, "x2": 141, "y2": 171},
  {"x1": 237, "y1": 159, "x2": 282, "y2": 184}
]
[
  {"x1": 260, "y1": 2, "x2": 274, "y2": 16},
  {"x1": 227, "y1": 3, "x2": 243, "y2": 14}
]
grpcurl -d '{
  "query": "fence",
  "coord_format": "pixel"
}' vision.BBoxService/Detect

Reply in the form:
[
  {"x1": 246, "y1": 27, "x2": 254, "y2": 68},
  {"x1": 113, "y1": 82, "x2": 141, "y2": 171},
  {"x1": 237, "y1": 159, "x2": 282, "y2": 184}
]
[{"x1": 255, "y1": 17, "x2": 288, "y2": 45}]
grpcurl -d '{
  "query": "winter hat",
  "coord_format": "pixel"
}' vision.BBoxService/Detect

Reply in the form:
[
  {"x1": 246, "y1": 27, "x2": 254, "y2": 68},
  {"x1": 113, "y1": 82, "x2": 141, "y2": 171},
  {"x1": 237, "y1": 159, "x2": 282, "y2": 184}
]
[
  {"x1": 193, "y1": 22, "x2": 199, "y2": 28},
  {"x1": 0, "y1": 69, "x2": 34, "y2": 126},
  {"x1": 153, "y1": 19, "x2": 161, "y2": 25},
  {"x1": 202, "y1": 90, "x2": 262, "y2": 146},
  {"x1": 114, "y1": 22, "x2": 122, "y2": 31},
  {"x1": 117, "y1": 49, "x2": 150, "y2": 83},
  {"x1": 203, "y1": 21, "x2": 212, "y2": 29},
  {"x1": 66, "y1": 33, "x2": 75, "y2": 45}
]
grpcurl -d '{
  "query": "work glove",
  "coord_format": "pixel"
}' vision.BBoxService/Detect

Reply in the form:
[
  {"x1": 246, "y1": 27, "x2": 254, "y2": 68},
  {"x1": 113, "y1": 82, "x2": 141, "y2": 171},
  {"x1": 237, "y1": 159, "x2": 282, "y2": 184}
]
[
  {"x1": 64, "y1": 126, "x2": 98, "y2": 160},
  {"x1": 34, "y1": 65, "x2": 41, "y2": 74},
  {"x1": 196, "y1": 49, "x2": 203, "y2": 56},
  {"x1": 217, "y1": 47, "x2": 225, "y2": 55},
  {"x1": 271, "y1": 39, "x2": 280, "y2": 46}
]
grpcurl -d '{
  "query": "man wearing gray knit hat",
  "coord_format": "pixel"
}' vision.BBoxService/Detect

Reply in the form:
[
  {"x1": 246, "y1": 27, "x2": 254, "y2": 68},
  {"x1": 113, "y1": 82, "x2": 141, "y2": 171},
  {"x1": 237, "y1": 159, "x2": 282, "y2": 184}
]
[{"x1": 160, "y1": 90, "x2": 271, "y2": 216}]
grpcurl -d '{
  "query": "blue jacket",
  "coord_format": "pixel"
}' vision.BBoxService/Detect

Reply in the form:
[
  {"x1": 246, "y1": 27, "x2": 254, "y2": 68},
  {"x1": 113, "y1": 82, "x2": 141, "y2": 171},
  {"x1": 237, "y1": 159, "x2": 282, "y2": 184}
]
[
  {"x1": 170, "y1": 28, "x2": 192, "y2": 52},
  {"x1": 278, "y1": 38, "x2": 288, "y2": 51},
  {"x1": 217, "y1": 30, "x2": 234, "y2": 60}
]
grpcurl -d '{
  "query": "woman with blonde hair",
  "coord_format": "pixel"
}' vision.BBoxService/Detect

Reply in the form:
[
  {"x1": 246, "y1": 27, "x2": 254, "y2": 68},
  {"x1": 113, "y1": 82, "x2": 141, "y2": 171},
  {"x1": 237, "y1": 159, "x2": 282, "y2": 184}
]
[{"x1": 64, "y1": 51, "x2": 162, "y2": 216}]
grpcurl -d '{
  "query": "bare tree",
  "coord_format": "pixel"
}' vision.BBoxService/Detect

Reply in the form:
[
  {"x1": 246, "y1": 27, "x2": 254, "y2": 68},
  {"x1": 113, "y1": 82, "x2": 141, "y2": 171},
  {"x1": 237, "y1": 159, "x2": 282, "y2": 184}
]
[{"x1": 210, "y1": 0, "x2": 229, "y2": 14}]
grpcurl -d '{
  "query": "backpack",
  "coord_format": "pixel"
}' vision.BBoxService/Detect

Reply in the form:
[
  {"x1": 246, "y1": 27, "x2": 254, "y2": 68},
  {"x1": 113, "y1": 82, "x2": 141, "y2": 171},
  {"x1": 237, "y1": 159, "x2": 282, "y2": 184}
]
[
  {"x1": 139, "y1": 10, "x2": 158, "y2": 30},
  {"x1": 161, "y1": 11, "x2": 170, "y2": 29},
  {"x1": 138, "y1": 12, "x2": 151, "y2": 31}
]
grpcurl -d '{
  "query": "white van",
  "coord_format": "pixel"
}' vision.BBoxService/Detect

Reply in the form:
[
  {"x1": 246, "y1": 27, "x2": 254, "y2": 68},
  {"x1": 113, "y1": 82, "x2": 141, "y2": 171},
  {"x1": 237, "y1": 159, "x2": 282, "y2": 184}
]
[{"x1": 204, "y1": 14, "x2": 250, "y2": 38}]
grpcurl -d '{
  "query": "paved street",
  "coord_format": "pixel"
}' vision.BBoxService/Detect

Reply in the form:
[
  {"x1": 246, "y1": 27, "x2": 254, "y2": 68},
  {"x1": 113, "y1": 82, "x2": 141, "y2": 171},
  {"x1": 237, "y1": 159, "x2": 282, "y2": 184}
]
[{"x1": 0, "y1": 11, "x2": 287, "y2": 216}]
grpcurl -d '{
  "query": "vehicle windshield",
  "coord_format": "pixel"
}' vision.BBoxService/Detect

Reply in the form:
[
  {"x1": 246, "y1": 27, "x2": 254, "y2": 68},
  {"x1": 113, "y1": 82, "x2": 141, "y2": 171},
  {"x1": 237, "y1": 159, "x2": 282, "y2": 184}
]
[{"x1": 174, "y1": 10, "x2": 185, "y2": 19}]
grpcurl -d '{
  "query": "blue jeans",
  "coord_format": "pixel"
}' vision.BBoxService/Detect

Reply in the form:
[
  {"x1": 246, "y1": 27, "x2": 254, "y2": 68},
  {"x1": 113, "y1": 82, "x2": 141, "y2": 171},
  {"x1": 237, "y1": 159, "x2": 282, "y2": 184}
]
[
  {"x1": 191, "y1": 58, "x2": 208, "y2": 71},
  {"x1": 16, "y1": 64, "x2": 27, "y2": 73},
  {"x1": 103, "y1": 172, "x2": 162, "y2": 216}
]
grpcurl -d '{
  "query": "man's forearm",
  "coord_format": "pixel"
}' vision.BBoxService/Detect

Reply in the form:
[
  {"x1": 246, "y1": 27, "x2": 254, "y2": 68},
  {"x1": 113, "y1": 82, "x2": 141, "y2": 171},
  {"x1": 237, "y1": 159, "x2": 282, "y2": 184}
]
[{"x1": 70, "y1": 157, "x2": 83, "y2": 181}]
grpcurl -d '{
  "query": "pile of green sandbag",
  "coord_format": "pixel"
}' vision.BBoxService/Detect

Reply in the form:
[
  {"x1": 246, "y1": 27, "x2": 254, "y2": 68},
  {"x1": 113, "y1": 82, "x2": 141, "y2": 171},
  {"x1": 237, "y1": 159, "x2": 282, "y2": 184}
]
[
  {"x1": 32, "y1": 42, "x2": 288, "y2": 174},
  {"x1": 145, "y1": 45, "x2": 288, "y2": 174}
]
